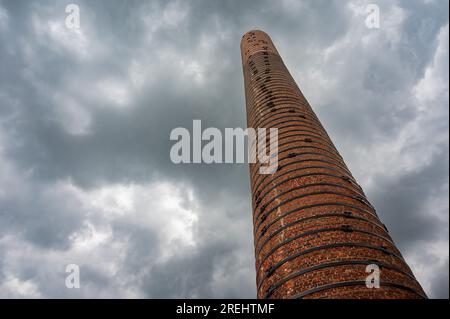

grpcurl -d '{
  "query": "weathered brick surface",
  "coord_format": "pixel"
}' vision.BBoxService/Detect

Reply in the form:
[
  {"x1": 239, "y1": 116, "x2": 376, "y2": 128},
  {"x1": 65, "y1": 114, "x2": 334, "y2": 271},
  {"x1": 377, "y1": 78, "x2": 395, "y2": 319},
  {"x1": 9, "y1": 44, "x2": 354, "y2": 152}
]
[{"x1": 241, "y1": 30, "x2": 426, "y2": 299}]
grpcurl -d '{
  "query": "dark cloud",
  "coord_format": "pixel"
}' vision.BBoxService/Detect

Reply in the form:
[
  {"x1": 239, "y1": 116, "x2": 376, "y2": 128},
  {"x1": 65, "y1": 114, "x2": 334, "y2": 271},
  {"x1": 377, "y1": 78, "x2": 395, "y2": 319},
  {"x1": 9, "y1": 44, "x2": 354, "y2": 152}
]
[
  {"x1": 370, "y1": 146, "x2": 449, "y2": 249},
  {"x1": 429, "y1": 260, "x2": 449, "y2": 299},
  {"x1": 0, "y1": 0, "x2": 448, "y2": 298}
]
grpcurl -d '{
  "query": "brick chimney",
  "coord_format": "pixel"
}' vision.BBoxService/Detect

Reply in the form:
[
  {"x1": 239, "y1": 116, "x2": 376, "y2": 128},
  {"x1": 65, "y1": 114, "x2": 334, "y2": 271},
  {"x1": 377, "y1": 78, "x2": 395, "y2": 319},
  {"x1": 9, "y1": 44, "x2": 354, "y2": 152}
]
[{"x1": 241, "y1": 30, "x2": 426, "y2": 299}]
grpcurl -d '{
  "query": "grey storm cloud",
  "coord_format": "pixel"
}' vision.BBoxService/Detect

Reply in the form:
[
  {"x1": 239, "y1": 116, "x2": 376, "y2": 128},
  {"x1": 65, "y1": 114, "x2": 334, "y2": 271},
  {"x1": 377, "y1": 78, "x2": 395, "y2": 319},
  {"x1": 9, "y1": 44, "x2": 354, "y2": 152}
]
[{"x1": 0, "y1": 0, "x2": 448, "y2": 298}]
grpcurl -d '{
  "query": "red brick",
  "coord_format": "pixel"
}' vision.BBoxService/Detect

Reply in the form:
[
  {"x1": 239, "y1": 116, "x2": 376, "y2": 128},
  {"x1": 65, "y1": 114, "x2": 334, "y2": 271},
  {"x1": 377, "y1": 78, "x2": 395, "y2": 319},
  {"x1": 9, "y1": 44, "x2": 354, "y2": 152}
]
[{"x1": 241, "y1": 30, "x2": 426, "y2": 299}]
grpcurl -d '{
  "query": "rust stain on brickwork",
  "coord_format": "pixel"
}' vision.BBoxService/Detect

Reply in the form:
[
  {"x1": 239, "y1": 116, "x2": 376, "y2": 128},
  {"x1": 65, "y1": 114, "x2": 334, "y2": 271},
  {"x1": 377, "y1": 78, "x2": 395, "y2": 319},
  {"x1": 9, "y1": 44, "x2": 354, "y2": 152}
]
[{"x1": 240, "y1": 30, "x2": 427, "y2": 299}]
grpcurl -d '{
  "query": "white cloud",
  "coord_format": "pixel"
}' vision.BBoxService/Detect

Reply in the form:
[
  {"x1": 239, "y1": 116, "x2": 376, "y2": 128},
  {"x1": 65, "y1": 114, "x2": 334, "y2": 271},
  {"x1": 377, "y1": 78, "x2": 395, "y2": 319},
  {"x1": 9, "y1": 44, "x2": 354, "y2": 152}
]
[
  {"x1": 0, "y1": 4, "x2": 9, "y2": 31},
  {"x1": 0, "y1": 173, "x2": 199, "y2": 297},
  {"x1": 52, "y1": 93, "x2": 92, "y2": 135},
  {"x1": 95, "y1": 79, "x2": 132, "y2": 109},
  {"x1": 414, "y1": 24, "x2": 449, "y2": 105},
  {"x1": 141, "y1": 1, "x2": 188, "y2": 41},
  {"x1": 0, "y1": 274, "x2": 42, "y2": 298},
  {"x1": 32, "y1": 15, "x2": 90, "y2": 60},
  {"x1": 359, "y1": 23, "x2": 449, "y2": 186}
]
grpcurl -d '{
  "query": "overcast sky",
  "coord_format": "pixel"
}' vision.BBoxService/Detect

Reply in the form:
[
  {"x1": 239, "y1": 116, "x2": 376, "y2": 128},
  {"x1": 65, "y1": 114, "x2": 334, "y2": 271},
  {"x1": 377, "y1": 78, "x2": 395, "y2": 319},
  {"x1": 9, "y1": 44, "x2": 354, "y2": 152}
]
[{"x1": 0, "y1": 0, "x2": 448, "y2": 298}]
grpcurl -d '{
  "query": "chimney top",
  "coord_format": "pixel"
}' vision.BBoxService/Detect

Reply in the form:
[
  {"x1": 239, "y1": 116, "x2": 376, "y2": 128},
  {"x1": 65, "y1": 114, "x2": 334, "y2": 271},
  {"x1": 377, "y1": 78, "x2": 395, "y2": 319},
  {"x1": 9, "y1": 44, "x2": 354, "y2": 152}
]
[{"x1": 240, "y1": 30, "x2": 279, "y2": 65}]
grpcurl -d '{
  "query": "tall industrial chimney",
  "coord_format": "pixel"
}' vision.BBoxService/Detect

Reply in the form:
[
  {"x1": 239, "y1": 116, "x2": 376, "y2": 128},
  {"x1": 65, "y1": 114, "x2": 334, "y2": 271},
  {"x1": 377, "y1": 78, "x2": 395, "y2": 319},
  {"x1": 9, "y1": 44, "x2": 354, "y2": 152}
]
[{"x1": 241, "y1": 30, "x2": 426, "y2": 299}]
